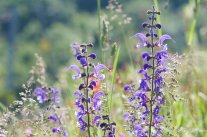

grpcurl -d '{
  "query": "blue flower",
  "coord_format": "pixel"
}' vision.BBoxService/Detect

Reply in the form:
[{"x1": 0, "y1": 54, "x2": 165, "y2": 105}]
[
  {"x1": 93, "y1": 64, "x2": 108, "y2": 80},
  {"x1": 134, "y1": 33, "x2": 148, "y2": 48},
  {"x1": 93, "y1": 91, "x2": 104, "y2": 111},
  {"x1": 71, "y1": 43, "x2": 81, "y2": 58},
  {"x1": 158, "y1": 34, "x2": 172, "y2": 47},
  {"x1": 80, "y1": 57, "x2": 87, "y2": 66},
  {"x1": 124, "y1": 85, "x2": 131, "y2": 91},
  {"x1": 68, "y1": 65, "x2": 81, "y2": 80},
  {"x1": 52, "y1": 127, "x2": 60, "y2": 133},
  {"x1": 48, "y1": 115, "x2": 58, "y2": 122},
  {"x1": 52, "y1": 89, "x2": 60, "y2": 103},
  {"x1": 34, "y1": 87, "x2": 48, "y2": 103}
]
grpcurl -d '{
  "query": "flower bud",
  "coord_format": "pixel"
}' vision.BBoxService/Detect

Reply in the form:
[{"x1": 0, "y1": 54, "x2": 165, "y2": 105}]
[
  {"x1": 77, "y1": 55, "x2": 82, "y2": 60},
  {"x1": 87, "y1": 43, "x2": 94, "y2": 47},
  {"x1": 88, "y1": 53, "x2": 96, "y2": 59},
  {"x1": 142, "y1": 22, "x2": 148, "y2": 28},
  {"x1": 80, "y1": 57, "x2": 87, "y2": 66},
  {"x1": 79, "y1": 84, "x2": 86, "y2": 90},
  {"x1": 156, "y1": 24, "x2": 161, "y2": 29},
  {"x1": 124, "y1": 85, "x2": 131, "y2": 91},
  {"x1": 88, "y1": 85, "x2": 93, "y2": 90},
  {"x1": 154, "y1": 34, "x2": 158, "y2": 37},
  {"x1": 146, "y1": 33, "x2": 150, "y2": 37}
]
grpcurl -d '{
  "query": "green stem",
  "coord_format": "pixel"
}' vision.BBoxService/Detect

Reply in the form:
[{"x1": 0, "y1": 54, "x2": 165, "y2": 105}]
[{"x1": 97, "y1": 0, "x2": 103, "y2": 62}]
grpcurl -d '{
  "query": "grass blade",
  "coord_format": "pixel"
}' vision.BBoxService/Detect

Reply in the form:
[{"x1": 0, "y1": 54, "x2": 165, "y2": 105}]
[{"x1": 108, "y1": 46, "x2": 120, "y2": 113}]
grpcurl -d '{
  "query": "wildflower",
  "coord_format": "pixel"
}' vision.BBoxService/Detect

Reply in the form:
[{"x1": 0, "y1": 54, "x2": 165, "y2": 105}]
[
  {"x1": 33, "y1": 87, "x2": 68, "y2": 136},
  {"x1": 69, "y1": 43, "x2": 111, "y2": 137},
  {"x1": 68, "y1": 65, "x2": 81, "y2": 80},
  {"x1": 124, "y1": 6, "x2": 173, "y2": 137},
  {"x1": 34, "y1": 87, "x2": 48, "y2": 103}
]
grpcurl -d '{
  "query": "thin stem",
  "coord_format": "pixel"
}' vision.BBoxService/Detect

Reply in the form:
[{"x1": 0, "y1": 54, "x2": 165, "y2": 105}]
[
  {"x1": 97, "y1": 0, "x2": 103, "y2": 63},
  {"x1": 149, "y1": 6, "x2": 155, "y2": 137},
  {"x1": 85, "y1": 47, "x2": 91, "y2": 137}
]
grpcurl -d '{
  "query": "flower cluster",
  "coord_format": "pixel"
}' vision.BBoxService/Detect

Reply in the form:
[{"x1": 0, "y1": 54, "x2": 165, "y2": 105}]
[
  {"x1": 33, "y1": 87, "x2": 68, "y2": 136},
  {"x1": 69, "y1": 43, "x2": 110, "y2": 136},
  {"x1": 124, "y1": 6, "x2": 172, "y2": 137}
]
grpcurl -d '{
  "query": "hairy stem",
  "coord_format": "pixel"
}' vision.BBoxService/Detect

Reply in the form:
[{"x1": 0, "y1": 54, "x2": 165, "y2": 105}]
[
  {"x1": 85, "y1": 47, "x2": 91, "y2": 137},
  {"x1": 149, "y1": 6, "x2": 155, "y2": 137}
]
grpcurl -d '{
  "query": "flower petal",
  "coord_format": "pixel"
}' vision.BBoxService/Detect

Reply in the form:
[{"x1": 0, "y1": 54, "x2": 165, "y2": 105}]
[
  {"x1": 93, "y1": 91, "x2": 104, "y2": 99},
  {"x1": 159, "y1": 34, "x2": 172, "y2": 46},
  {"x1": 74, "y1": 91, "x2": 82, "y2": 97},
  {"x1": 68, "y1": 65, "x2": 81, "y2": 75},
  {"x1": 71, "y1": 43, "x2": 79, "y2": 53},
  {"x1": 94, "y1": 64, "x2": 108, "y2": 74},
  {"x1": 134, "y1": 33, "x2": 147, "y2": 43},
  {"x1": 134, "y1": 33, "x2": 147, "y2": 48}
]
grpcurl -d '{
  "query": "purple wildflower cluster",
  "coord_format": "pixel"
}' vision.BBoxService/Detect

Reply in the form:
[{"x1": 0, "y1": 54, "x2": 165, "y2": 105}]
[
  {"x1": 69, "y1": 43, "x2": 115, "y2": 137},
  {"x1": 34, "y1": 87, "x2": 68, "y2": 136},
  {"x1": 124, "y1": 6, "x2": 172, "y2": 137}
]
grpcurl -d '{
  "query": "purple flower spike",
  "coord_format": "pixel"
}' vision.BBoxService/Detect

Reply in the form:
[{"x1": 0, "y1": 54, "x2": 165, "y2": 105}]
[
  {"x1": 159, "y1": 34, "x2": 172, "y2": 46},
  {"x1": 68, "y1": 65, "x2": 81, "y2": 80},
  {"x1": 134, "y1": 33, "x2": 147, "y2": 48}
]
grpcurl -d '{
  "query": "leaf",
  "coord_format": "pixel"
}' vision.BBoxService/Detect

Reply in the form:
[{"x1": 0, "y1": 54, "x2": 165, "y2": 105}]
[{"x1": 108, "y1": 47, "x2": 120, "y2": 113}]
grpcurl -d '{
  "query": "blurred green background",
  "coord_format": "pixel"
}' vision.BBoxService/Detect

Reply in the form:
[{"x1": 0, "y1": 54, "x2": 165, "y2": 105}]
[{"x1": 0, "y1": 0, "x2": 207, "y2": 103}]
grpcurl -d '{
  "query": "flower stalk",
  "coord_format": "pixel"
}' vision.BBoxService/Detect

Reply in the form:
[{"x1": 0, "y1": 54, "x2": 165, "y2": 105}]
[
  {"x1": 124, "y1": 6, "x2": 173, "y2": 137},
  {"x1": 85, "y1": 46, "x2": 91, "y2": 137},
  {"x1": 69, "y1": 43, "x2": 115, "y2": 137},
  {"x1": 149, "y1": 6, "x2": 156, "y2": 137}
]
